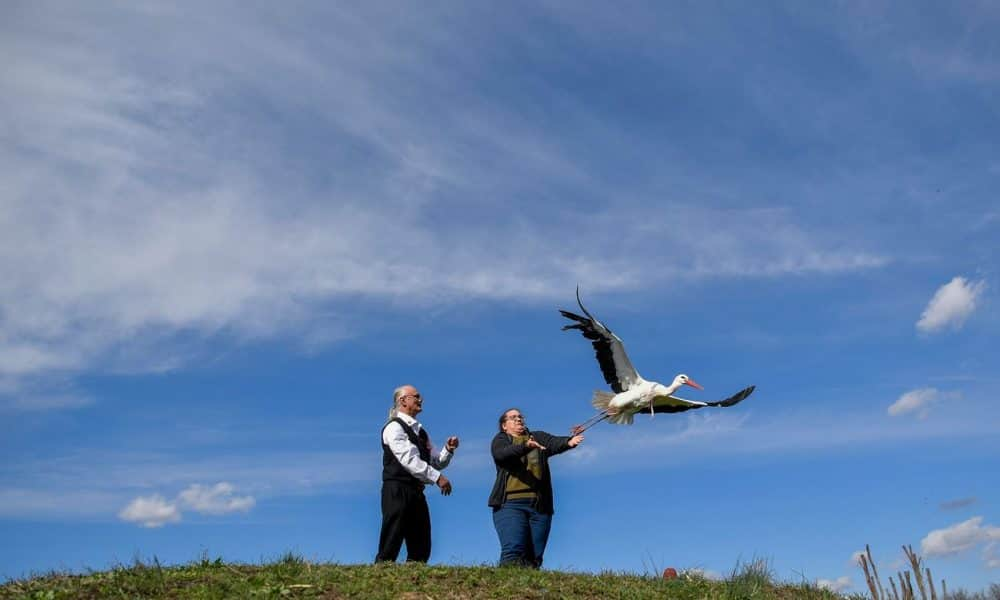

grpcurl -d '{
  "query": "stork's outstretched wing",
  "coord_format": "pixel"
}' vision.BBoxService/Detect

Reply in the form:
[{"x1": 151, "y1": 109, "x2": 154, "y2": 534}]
[
  {"x1": 648, "y1": 385, "x2": 756, "y2": 414},
  {"x1": 559, "y1": 288, "x2": 641, "y2": 393}
]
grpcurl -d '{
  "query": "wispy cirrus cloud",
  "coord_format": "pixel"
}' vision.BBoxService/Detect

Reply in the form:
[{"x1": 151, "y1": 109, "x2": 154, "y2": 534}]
[
  {"x1": 0, "y1": 448, "x2": 373, "y2": 521},
  {"x1": 11, "y1": 401, "x2": 997, "y2": 523},
  {"x1": 560, "y1": 403, "x2": 1000, "y2": 475},
  {"x1": 985, "y1": 542, "x2": 1000, "y2": 569},
  {"x1": 0, "y1": 3, "x2": 892, "y2": 411},
  {"x1": 940, "y1": 497, "x2": 977, "y2": 511}
]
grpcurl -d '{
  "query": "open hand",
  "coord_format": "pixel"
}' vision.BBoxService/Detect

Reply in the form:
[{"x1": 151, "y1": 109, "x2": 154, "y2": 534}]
[{"x1": 525, "y1": 437, "x2": 547, "y2": 451}]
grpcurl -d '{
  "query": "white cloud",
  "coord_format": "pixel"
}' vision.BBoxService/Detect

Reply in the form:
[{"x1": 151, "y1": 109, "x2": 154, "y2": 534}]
[
  {"x1": 888, "y1": 388, "x2": 940, "y2": 418},
  {"x1": 916, "y1": 277, "x2": 986, "y2": 333},
  {"x1": 817, "y1": 576, "x2": 852, "y2": 592},
  {"x1": 921, "y1": 517, "x2": 1000, "y2": 558},
  {"x1": 0, "y1": 3, "x2": 890, "y2": 410},
  {"x1": 118, "y1": 494, "x2": 181, "y2": 528},
  {"x1": 178, "y1": 482, "x2": 255, "y2": 515},
  {"x1": 117, "y1": 482, "x2": 254, "y2": 527}
]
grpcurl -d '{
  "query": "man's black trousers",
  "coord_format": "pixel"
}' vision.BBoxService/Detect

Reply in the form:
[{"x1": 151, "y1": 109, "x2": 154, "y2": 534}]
[{"x1": 376, "y1": 481, "x2": 431, "y2": 563}]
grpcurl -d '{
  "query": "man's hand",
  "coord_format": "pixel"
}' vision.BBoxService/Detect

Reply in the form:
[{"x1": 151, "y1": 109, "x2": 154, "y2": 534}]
[
  {"x1": 525, "y1": 437, "x2": 547, "y2": 451},
  {"x1": 569, "y1": 425, "x2": 584, "y2": 435},
  {"x1": 445, "y1": 436, "x2": 459, "y2": 451},
  {"x1": 568, "y1": 434, "x2": 584, "y2": 448},
  {"x1": 436, "y1": 474, "x2": 452, "y2": 496}
]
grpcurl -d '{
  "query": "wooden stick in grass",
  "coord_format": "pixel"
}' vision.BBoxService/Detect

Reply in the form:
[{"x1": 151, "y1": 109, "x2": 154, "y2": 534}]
[
  {"x1": 926, "y1": 567, "x2": 937, "y2": 600},
  {"x1": 904, "y1": 545, "x2": 928, "y2": 600},
  {"x1": 866, "y1": 544, "x2": 887, "y2": 600},
  {"x1": 860, "y1": 555, "x2": 880, "y2": 600}
]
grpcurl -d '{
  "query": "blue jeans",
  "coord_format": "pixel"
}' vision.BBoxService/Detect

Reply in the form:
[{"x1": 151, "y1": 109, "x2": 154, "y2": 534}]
[{"x1": 492, "y1": 498, "x2": 552, "y2": 568}]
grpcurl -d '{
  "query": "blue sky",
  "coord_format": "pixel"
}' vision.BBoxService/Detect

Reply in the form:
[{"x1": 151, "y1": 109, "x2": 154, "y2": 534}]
[{"x1": 2, "y1": 0, "x2": 998, "y2": 594}]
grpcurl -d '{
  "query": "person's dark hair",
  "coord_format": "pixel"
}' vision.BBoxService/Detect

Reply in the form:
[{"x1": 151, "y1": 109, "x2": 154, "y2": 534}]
[{"x1": 498, "y1": 408, "x2": 522, "y2": 432}]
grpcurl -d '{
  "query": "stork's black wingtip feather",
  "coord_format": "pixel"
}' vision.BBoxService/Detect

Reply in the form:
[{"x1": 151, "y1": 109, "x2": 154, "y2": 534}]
[
  {"x1": 711, "y1": 385, "x2": 757, "y2": 408},
  {"x1": 559, "y1": 310, "x2": 588, "y2": 324}
]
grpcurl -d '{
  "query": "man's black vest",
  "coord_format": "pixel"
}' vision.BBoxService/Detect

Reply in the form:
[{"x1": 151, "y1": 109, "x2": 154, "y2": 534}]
[{"x1": 382, "y1": 417, "x2": 431, "y2": 485}]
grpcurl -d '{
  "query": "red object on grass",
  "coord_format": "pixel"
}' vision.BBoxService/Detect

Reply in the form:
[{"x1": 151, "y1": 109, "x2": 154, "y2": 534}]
[{"x1": 663, "y1": 568, "x2": 678, "y2": 580}]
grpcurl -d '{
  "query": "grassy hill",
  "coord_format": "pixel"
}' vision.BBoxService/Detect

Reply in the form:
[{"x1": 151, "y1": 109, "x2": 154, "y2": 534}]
[{"x1": 1, "y1": 554, "x2": 861, "y2": 599}]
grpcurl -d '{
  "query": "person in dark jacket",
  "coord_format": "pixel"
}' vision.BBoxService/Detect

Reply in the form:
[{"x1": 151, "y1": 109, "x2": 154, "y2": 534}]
[{"x1": 488, "y1": 408, "x2": 583, "y2": 567}]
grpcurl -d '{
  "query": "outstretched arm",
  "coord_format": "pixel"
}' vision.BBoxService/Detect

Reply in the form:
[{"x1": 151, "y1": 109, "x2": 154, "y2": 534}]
[{"x1": 535, "y1": 431, "x2": 584, "y2": 457}]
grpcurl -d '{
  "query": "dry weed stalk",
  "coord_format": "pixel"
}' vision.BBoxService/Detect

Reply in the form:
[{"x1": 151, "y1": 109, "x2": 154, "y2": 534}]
[
  {"x1": 858, "y1": 544, "x2": 947, "y2": 600},
  {"x1": 861, "y1": 544, "x2": 888, "y2": 600},
  {"x1": 904, "y1": 544, "x2": 932, "y2": 599}
]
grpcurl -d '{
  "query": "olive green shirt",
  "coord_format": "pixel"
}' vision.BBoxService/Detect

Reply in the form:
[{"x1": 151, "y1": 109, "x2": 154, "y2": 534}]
[{"x1": 504, "y1": 434, "x2": 542, "y2": 500}]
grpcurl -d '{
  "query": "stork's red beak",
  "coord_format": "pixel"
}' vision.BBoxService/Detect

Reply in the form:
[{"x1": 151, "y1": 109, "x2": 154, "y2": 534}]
[{"x1": 685, "y1": 378, "x2": 704, "y2": 390}]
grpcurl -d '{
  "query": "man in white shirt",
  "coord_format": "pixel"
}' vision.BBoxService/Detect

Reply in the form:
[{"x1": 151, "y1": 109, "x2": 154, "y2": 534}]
[{"x1": 375, "y1": 384, "x2": 459, "y2": 563}]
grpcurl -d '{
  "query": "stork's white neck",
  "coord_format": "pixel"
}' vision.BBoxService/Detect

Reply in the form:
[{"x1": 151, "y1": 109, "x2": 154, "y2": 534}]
[
  {"x1": 663, "y1": 381, "x2": 683, "y2": 395},
  {"x1": 661, "y1": 375, "x2": 688, "y2": 395}
]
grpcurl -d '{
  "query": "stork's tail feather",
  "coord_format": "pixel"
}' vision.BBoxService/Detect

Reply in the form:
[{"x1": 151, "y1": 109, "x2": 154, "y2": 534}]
[
  {"x1": 590, "y1": 390, "x2": 632, "y2": 425},
  {"x1": 591, "y1": 390, "x2": 614, "y2": 411},
  {"x1": 607, "y1": 411, "x2": 634, "y2": 425}
]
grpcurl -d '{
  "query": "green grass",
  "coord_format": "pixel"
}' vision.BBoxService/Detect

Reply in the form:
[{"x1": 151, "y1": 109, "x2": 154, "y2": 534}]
[{"x1": 1, "y1": 554, "x2": 866, "y2": 600}]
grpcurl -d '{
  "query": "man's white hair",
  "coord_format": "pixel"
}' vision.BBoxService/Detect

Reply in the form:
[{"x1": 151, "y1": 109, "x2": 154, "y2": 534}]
[{"x1": 387, "y1": 385, "x2": 412, "y2": 421}]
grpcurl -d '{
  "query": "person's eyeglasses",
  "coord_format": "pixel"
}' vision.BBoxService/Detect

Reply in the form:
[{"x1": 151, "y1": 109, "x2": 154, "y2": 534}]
[
  {"x1": 402, "y1": 394, "x2": 422, "y2": 400},
  {"x1": 506, "y1": 415, "x2": 524, "y2": 421}
]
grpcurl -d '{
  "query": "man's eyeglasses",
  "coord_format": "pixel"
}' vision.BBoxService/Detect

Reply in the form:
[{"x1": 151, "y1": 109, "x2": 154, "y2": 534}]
[
  {"x1": 402, "y1": 393, "x2": 422, "y2": 400},
  {"x1": 506, "y1": 415, "x2": 524, "y2": 421}
]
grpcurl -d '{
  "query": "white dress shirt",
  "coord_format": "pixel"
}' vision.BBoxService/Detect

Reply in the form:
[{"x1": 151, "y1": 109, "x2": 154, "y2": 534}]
[{"x1": 383, "y1": 412, "x2": 453, "y2": 484}]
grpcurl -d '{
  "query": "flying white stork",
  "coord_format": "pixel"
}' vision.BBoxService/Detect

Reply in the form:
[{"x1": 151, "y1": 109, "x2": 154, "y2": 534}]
[{"x1": 560, "y1": 289, "x2": 755, "y2": 431}]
